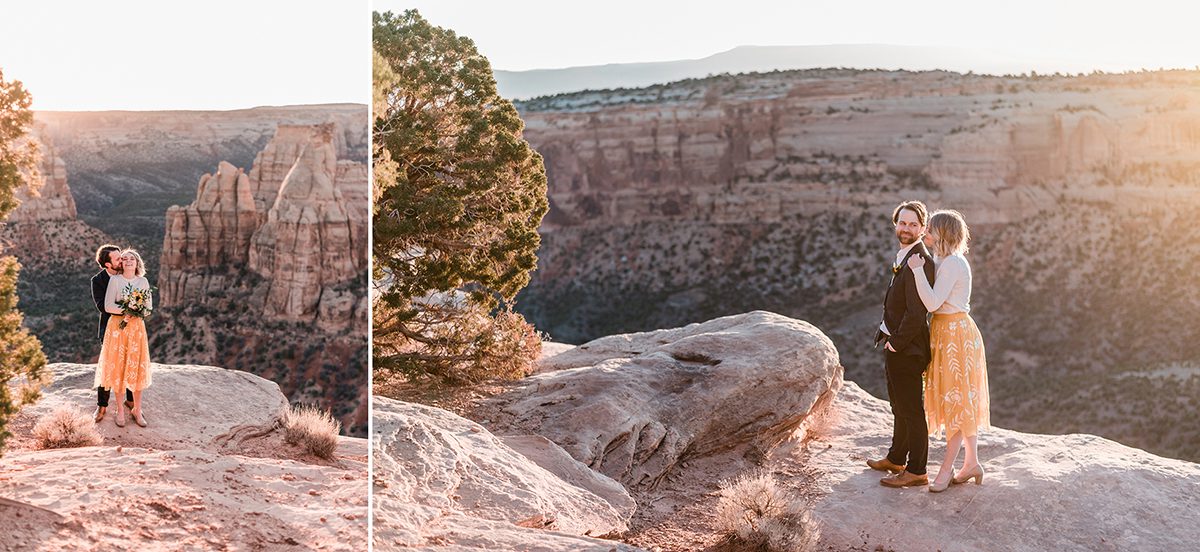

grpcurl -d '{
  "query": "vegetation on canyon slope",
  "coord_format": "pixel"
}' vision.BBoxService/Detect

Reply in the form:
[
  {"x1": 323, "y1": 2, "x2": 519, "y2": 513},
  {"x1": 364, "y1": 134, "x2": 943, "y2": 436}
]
[
  {"x1": 512, "y1": 68, "x2": 1200, "y2": 462},
  {"x1": 372, "y1": 10, "x2": 547, "y2": 385}
]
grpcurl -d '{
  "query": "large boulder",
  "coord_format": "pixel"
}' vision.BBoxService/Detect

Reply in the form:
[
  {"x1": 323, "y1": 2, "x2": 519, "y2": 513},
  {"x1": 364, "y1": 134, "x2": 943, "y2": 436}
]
[
  {"x1": 15, "y1": 363, "x2": 289, "y2": 451},
  {"x1": 372, "y1": 396, "x2": 637, "y2": 551},
  {"x1": 484, "y1": 310, "x2": 842, "y2": 488},
  {"x1": 788, "y1": 381, "x2": 1200, "y2": 552}
]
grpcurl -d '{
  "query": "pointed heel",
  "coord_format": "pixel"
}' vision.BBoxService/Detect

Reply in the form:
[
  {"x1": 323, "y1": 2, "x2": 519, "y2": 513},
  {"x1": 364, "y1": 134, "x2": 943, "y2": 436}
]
[{"x1": 952, "y1": 464, "x2": 984, "y2": 485}]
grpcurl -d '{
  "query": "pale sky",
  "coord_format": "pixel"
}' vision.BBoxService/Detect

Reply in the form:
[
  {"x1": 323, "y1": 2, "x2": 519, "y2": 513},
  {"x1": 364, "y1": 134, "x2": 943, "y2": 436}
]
[
  {"x1": 0, "y1": 0, "x2": 368, "y2": 111},
  {"x1": 378, "y1": 0, "x2": 1200, "y2": 73}
]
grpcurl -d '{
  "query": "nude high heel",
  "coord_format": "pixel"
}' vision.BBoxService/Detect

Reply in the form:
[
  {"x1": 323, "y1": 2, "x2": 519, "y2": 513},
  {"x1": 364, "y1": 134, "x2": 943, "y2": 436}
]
[
  {"x1": 928, "y1": 476, "x2": 952, "y2": 493},
  {"x1": 952, "y1": 464, "x2": 984, "y2": 485}
]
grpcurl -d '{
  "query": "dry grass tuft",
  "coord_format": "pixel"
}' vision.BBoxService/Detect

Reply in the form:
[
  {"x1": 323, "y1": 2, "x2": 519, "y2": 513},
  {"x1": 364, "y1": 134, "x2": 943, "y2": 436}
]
[
  {"x1": 714, "y1": 470, "x2": 820, "y2": 551},
  {"x1": 283, "y1": 404, "x2": 341, "y2": 459},
  {"x1": 32, "y1": 406, "x2": 102, "y2": 449}
]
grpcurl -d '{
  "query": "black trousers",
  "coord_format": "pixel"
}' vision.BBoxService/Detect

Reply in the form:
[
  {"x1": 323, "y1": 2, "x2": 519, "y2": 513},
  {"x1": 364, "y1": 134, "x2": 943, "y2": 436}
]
[
  {"x1": 884, "y1": 351, "x2": 928, "y2": 475},
  {"x1": 97, "y1": 386, "x2": 134, "y2": 407}
]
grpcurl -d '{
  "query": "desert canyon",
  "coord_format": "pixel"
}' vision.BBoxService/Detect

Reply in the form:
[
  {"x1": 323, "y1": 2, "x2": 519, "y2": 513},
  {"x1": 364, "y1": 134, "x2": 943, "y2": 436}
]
[
  {"x1": 1, "y1": 105, "x2": 368, "y2": 435},
  {"x1": 377, "y1": 68, "x2": 1200, "y2": 551},
  {"x1": 512, "y1": 68, "x2": 1200, "y2": 463}
]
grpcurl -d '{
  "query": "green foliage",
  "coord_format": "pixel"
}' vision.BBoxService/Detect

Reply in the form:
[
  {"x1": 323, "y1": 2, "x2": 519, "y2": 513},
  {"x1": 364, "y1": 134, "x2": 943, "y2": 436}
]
[
  {"x1": 372, "y1": 10, "x2": 547, "y2": 384},
  {"x1": 0, "y1": 257, "x2": 49, "y2": 454},
  {"x1": 0, "y1": 69, "x2": 48, "y2": 455},
  {"x1": 0, "y1": 69, "x2": 38, "y2": 219}
]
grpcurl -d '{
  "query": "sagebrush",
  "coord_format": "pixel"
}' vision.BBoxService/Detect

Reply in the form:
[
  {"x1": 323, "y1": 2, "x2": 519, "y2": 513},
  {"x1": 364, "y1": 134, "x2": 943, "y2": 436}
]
[
  {"x1": 715, "y1": 470, "x2": 819, "y2": 551},
  {"x1": 284, "y1": 403, "x2": 340, "y2": 459},
  {"x1": 33, "y1": 406, "x2": 101, "y2": 449}
]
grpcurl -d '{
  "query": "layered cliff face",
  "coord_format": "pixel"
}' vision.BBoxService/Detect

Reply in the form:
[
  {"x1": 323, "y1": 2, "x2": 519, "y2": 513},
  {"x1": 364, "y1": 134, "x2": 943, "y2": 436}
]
[
  {"x1": 8, "y1": 139, "x2": 77, "y2": 223},
  {"x1": 248, "y1": 128, "x2": 364, "y2": 325},
  {"x1": 161, "y1": 124, "x2": 367, "y2": 328},
  {"x1": 31, "y1": 104, "x2": 367, "y2": 275},
  {"x1": 0, "y1": 135, "x2": 117, "y2": 363},
  {"x1": 2, "y1": 138, "x2": 107, "y2": 267},
  {"x1": 513, "y1": 69, "x2": 1200, "y2": 462},
  {"x1": 155, "y1": 123, "x2": 368, "y2": 436}
]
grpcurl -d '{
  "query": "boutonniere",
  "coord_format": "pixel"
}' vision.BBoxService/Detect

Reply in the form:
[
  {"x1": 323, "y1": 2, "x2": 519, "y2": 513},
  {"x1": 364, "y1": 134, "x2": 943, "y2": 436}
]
[{"x1": 891, "y1": 263, "x2": 901, "y2": 275}]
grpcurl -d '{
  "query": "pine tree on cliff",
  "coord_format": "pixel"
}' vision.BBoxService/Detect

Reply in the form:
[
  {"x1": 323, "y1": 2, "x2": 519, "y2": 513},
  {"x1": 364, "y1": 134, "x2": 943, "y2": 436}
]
[
  {"x1": 0, "y1": 69, "x2": 50, "y2": 455},
  {"x1": 372, "y1": 10, "x2": 548, "y2": 385}
]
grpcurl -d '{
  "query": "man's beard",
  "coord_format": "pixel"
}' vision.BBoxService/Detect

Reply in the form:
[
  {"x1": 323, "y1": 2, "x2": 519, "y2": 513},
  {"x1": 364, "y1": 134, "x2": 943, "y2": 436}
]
[{"x1": 896, "y1": 230, "x2": 917, "y2": 245}]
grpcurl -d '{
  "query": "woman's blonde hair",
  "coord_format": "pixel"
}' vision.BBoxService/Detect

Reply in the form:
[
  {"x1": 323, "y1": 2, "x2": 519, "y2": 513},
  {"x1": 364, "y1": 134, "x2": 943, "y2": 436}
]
[
  {"x1": 928, "y1": 210, "x2": 970, "y2": 257},
  {"x1": 121, "y1": 249, "x2": 147, "y2": 277}
]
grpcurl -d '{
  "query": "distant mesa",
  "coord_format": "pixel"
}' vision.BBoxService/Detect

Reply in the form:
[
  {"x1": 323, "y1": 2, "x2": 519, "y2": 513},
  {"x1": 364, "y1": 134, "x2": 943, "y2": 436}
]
[{"x1": 494, "y1": 44, "x2": 1168, "y2": 100}]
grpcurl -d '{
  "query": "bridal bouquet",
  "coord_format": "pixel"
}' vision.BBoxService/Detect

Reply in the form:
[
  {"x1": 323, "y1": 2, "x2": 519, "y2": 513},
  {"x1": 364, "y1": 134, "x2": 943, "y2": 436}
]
[{"x1": 117, "y1": 285, "x2": 153, "y2": 329}]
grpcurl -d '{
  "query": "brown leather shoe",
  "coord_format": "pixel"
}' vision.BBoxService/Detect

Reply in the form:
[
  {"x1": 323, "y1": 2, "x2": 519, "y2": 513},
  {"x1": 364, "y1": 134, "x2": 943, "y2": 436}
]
[
  {"x1": 867, "y1": 457, "x2": 906, "y2": 473},
  {"x1": 93, "y1": 406, "x2": 107, "y2": 423},
  {"x1": 880, "y1": 471, "x2": 929, "y2": 488}
]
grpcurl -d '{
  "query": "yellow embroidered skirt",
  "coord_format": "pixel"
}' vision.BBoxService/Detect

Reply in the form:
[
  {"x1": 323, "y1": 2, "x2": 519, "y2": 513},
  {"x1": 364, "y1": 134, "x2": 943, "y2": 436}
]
[
  {"x1": 94, "y1": 316, "x2": 152, "y2": 395},
  {"x1": 925, "y1": 312, "x2": 990, "y2": 439}
]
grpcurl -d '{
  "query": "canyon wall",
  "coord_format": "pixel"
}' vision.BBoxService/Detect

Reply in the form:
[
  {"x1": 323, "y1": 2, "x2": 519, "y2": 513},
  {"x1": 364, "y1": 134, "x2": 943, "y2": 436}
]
[
  {"x1": 155, "y1": 123, "x2": 368, "y2": 434},
  {"x1": 513, "y1": 69, "x2": 1200, "y2": 462}
]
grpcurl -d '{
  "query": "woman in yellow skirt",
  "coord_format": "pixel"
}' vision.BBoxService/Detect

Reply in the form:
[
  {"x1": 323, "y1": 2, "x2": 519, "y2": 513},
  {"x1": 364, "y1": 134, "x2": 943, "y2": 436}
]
[
  {"x1": 94, "y1": 249, "x2": 153, "y2": 428},
  {"x1": 906, "y1": 210, "x2": 990, "y2": 492}
]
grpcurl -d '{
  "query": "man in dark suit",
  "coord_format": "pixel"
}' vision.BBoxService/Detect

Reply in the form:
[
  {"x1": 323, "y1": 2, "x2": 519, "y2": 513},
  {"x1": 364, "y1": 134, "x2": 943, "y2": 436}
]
[
  {"x1": 91, "y1": 243, "x2": 132, "y2": 422},
  {"x1": 868, "y1": 201, "x2": 937, "y2": 488}
]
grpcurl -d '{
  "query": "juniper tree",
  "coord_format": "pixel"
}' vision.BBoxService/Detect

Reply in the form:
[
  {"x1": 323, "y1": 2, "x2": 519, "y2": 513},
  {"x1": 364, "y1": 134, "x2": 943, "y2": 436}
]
[
  {"x1": 372, "y1": 11, "x2": 547, "y2": 385},
  {"x1": 0, "y1": 69, "x2": 50, "y2": 454}
]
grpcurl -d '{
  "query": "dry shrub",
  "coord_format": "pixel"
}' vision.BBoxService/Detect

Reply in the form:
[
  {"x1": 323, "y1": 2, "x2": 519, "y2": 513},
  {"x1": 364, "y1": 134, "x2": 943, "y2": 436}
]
[
  {"x1": 32, "y1": 406, "x2": 102, "y2": 449},
  {"x1": 715, "y1": 470, "x2": 820, "y2": 551},
  {"x1": 283, "y1": 404, "x2": 341, "y2": 459}
]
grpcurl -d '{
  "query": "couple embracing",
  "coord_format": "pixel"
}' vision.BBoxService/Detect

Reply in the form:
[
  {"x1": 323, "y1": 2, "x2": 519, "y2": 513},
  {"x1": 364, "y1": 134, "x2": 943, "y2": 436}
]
[
  {"x1": 90, "y1": 244, "x2": 154, "y2": 428},
  {"x1": 869, "y1": 201, "x2": 991, "y2": 492}
]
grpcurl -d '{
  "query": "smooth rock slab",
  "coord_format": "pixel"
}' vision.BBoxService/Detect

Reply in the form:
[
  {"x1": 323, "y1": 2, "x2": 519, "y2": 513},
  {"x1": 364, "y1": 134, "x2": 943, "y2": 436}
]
[
  {"x1": 0, "y1": 446, "x2": 367, "y2": 551},
  {"x1": 372, "y1": 396, "x2": 631, "y2": 550},
  {"x1": 18, "y1": 363, "x2": 289, "y2": 451},
  {"x1": 485, "y1": 310, "x2": 842, "y2": 489},
  {"x1": 789, "y1": 381, "x2": 1200, "y2": 552}
]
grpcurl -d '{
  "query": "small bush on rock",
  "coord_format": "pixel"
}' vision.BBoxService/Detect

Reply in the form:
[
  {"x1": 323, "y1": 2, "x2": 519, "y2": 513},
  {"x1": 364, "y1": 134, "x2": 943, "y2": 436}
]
[
  {"x1": 284, "y1": 404, "x2": 341, "y2": 459},
  {"x1": 33, "y1": 406, "x2": 102, "y2": 449},
  {"x1": 715, "y1": 470, "x2": 819, "y2": 551}
]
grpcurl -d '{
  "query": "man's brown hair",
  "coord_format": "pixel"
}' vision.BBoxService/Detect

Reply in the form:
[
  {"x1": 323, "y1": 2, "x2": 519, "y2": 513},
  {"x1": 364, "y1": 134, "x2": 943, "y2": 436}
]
[
  {"x1": 892, "y1": 200, "x2": 929, "y2": 226},
  {"x1": 95, "y1": 244, "x2": 121, "y2": 268}
]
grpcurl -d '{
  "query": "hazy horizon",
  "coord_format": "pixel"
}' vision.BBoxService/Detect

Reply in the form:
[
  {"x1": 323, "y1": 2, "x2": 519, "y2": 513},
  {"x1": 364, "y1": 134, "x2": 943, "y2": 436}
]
[
  {"x1": 1, "y1": 0, "x2": 368, "y2": 111},
  {"x1": 31, "y1": 101, "x2": 367, "y2": 114},
  {"x1": 381, "y1": 0, "x2": 1200, "y2": 74}
]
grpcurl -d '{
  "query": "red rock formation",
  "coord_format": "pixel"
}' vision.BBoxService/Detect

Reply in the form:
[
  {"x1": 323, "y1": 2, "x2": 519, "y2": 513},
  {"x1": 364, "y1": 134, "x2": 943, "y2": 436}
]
[
  {"x1": 159, "y1": 123, "x2": 366, "y2": 330},
  {"x1": 159, "y1": 162, "x2": 259, "y2": 305},
  {"x1": 9, "y1": 139, "x2": 78, "y2": 223},
  {"x1": 248, "y1": 128, "x2": 362, "y2": 324},
  {"x1": 519, "y1": 70, "x2": 1200, "y2": 229},
  {"x1": 1, "y1": 136, "x2": 112, "y2": 270}
]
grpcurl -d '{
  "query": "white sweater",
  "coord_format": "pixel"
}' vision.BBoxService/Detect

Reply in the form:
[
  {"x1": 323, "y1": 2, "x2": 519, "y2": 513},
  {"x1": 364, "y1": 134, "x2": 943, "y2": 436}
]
[
  {"x1": 104, "y1": 274, "x2": 152, "y2": 315},
  {"x1": 912, "y1": 253, "x2": 971, "y2": 314}
]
